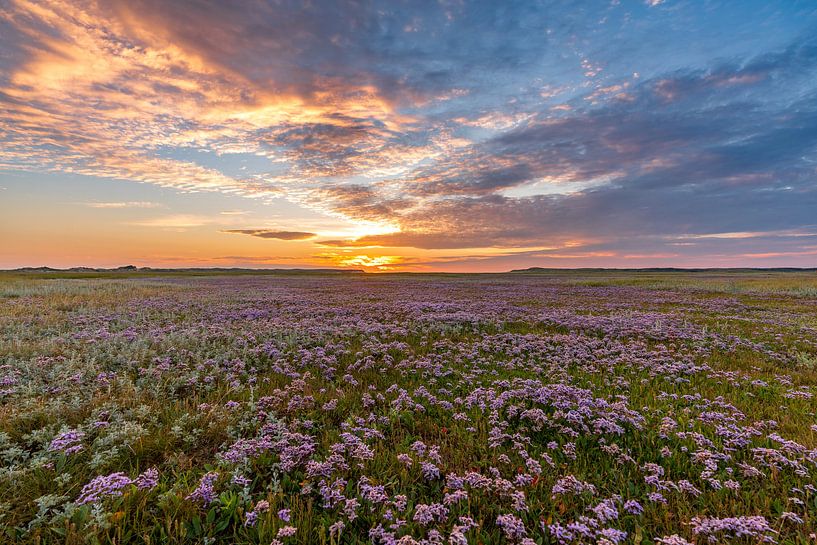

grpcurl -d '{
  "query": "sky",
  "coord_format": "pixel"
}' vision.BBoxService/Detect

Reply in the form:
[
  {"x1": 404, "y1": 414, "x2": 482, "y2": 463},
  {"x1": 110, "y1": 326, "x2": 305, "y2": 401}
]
[{"x1": 1, "y1": 1, "x2": 817, "y2": 271}]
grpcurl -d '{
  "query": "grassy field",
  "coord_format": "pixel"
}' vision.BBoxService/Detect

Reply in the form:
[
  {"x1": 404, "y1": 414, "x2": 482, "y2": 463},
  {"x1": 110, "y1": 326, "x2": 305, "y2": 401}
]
[{"x1": 1, "y1": 270, "x2": 817, "y2": 544}]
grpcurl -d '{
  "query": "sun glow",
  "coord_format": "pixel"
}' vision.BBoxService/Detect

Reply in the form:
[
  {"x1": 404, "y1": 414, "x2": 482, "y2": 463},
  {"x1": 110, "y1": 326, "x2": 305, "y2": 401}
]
[
  {"x1": 337, "y1": 255, "x2": 403, "y2": 269},
  {"x1": 316, "y1": 220, "x2": 401, "y2": 240}
]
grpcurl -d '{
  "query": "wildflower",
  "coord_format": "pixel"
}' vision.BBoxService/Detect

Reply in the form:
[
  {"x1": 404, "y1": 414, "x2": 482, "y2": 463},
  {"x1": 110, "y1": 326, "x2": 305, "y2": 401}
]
[
  {"x1": 623, "y1": 500, "x2": 643, "y2": 515},
  {"x1": 77, "y1": 472, "x2": 133, "y2": 505},
  {"x1": 647, "y1": 492, "x2": 667, "y2": 504},
  {"x1": 510, "y1": 490, "x2": 527, "y2": 511},
  {"x1": 186, "y1": 472, "x2": 219, "y2": 505},
  {"x1": 343, "y1": 498, "x2": 360, "y2": 521},
  {"x1": 134, "y1": 467, "x2": 159, "y2": 490},
  {"x1": 591, "y1": 498, "x2": 619, "y2": 523},
  {"x1": 49, "y1": 429, "x2": 85, "y2": 455},
  {"x1": 421, "y1": 461, "x2": 441, "y2": 480},
  {"x1": 444, "y1": 490, "x2": 468, "y2": 505},
  {"x1": 496, "y1": 514, "x2": 527, "y2": 540},
  {"x1": 329, "y1": 520, "x2": 345, "y2": 536},
  {"x1": 411, "y1": 440, "x2": 427, "y2": 456},
  {"x1": 413, "y1": 503, "x2": 448, "y2": 525},
  {"x1": 677, "y1": 480, "x2": 702, "y2": 497},
  {"x1": 360, "y1": 481, "x2": 389, "y2": 504},
  {"x1": 690, "y1": 515, "x2": 776, "y2": 542},
  {"x1": 598, "y1": 528, "x2": 627, "y2": 544},
  {"x1": 525, "y1": 457, "x2": 542, "y2": 475},
  {"x1": 449, "y1": 528, "x2": 468, "y2": 545},
  {"x1": 392, "y1": 495, "x2": 408, "y2": 512},
  {"x1": 780, "y1": 512, "x2": 804, "y2": 524},
  {"x1": 552, "y1": 475, "x2": 597, "y2": 497},
  {"x1": 245, "y1": 500, "x2": 270, "y2": 527},
  {"x1": 397, "y1": 453, "x2": 413, "y2": 467},
  {"x1": 232, "y1": 474, "x2": 252, "y2": 487},
  {"x1": 655, "y1": 536, "x2": 693, "y2": 545}
]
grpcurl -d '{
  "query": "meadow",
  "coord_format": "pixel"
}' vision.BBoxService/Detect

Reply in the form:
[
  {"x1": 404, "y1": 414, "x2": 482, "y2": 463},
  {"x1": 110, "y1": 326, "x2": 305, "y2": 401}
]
[{"x1": 1, "y1": 270, "x2": 817, "y2": 544}]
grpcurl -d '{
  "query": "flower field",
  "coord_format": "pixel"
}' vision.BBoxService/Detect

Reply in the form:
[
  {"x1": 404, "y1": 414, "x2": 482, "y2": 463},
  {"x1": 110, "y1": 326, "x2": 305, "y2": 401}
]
[{"x1": 2, "y1": 271, "x2": 817, "y2": 544}]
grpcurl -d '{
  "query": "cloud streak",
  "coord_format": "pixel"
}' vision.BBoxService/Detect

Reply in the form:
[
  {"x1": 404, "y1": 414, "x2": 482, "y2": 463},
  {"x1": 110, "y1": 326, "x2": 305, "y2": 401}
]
[
  {"x1": 224, "y1": 229, "x2": 317, "y2": 240},
  {"x1": 82, "y1": 201, "x2": 163, "y2": 209}
]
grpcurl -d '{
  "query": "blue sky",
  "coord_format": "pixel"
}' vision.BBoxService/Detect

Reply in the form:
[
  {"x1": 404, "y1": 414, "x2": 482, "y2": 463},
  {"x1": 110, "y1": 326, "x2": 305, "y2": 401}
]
[{"x1": 1, "y1": 1, "x2": 816, "y2": 270}]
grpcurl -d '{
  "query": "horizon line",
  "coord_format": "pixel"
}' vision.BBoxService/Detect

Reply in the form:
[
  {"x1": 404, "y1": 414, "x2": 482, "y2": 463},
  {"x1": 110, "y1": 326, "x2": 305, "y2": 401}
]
[{"x1": 5, "y1": 265, "x2": 817, "y2": 275}]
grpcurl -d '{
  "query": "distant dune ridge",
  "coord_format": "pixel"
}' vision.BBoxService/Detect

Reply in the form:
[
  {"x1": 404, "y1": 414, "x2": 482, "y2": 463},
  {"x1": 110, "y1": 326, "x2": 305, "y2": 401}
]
[
  {"x1": 511, "y1": 267, "x2": 817, "y2": 273},
  {"x1": 8, "y1": 266, "x2": 364, "y2": 274}
]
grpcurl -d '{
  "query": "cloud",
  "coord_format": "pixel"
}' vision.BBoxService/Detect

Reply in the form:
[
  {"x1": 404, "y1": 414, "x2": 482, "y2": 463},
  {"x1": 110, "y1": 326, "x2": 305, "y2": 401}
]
[
  {"x1": 223, "y1": 229, "x2": 317, "y2": 240},
  {"x1": 0, "y1": 0, "x2": 408, "y2": 200},
  {"x1": 299, "y1": 34, "x2": 817, "y2": 255},
  {"x1": 81, "y1": 201, "x2": 163, "y2": 209},
  {"x1": 219, "y1": 210, "x2": 250, "y2": 216},
  {"x1": 129, "y1": 215, "x2": 214, "y2": 228},
  {"x1": 0, "y1": 0, "x2": 589, "y2": 202},
  {"x1": 2, "y1": 1, "x2": 817, "y2": 266}
]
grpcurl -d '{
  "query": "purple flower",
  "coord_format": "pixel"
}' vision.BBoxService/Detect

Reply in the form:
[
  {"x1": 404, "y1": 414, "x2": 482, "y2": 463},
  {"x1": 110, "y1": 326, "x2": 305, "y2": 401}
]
[
  {"x1": 244, "y1": 500, "x2": 270, "y2": 527},
  {"x1": 397, "y1": 453, "x2": 413, "y2": 467},
  {"x1": 392, "y1": 495, "x2": 408, "y2": 512},
  {"x1": 780, "y1": 512, "x2": 804, "y2": 524},
  {"x1": 49, "y1": 429, "x2": 85, "y2": 455},
  {"x1": 421, "y1": 461, "x2": 441, "y2": 480},
  {"x1": 444, "y1": 490, "x2": 468, "y2": 505},
  {"x1": 77, "y1": 472, "x2": 133, "y2": 505},
  {"x1": 690, "y1": 515, "x2": 776, "y2": 542},
  {"x1": 186, "y1": 472, "x2": 219, "y2": 505},
  {"x1": 413, "y1": 503, "x2": 448, "y2": 525},
  {"x1": 591, "y1": 498, "x2": 619, "y2": 523},
  {"x1": 231, "y1": 474, "x2": 251, "y2": 487},
  {"x1": 552, "y1": 475, "x2": 597, "y2": 497},
  {"x1": 343, "y1": 498, "x2": 359, "y2": 521},
  {"x1": 623, "y1": 500, "x2": 644, "y2": 515},
  {"x1": 134, "y1": 467, "x2": 159, "y2": 490},
  {"x1": 655, "y1": 536, "x2": 693, "y2": 545},
  {"x1": 648, "y1": 492, "x2": 667, "y2": 504},
  {"x1": 329, "y1": 520, "x2": 345, "y2": 536},
  {"x1": 598, "y1": 527, "x2": 627, "y2": 544},
  {"x1": 496, "y1": 514, "x2": 527, "y2": 540},
  {"x1": 244, "y1": 510, "x2": 259, "y2": 527}
]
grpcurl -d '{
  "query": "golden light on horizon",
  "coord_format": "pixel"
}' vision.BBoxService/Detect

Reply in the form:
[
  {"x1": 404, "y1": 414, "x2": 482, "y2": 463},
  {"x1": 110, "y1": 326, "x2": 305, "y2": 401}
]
[{"x1": 336, "y1": 255, "x2": 404, "y2": 270}]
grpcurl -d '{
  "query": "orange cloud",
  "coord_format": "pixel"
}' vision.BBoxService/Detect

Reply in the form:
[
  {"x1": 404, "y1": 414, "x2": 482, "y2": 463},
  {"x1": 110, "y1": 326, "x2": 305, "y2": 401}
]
[
  {"x1": 0, "y1": 0, "x2": 411, "y2": 201},
  {"x1": 224, "y1": 229, "x2": 317, "y2": 240}
]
